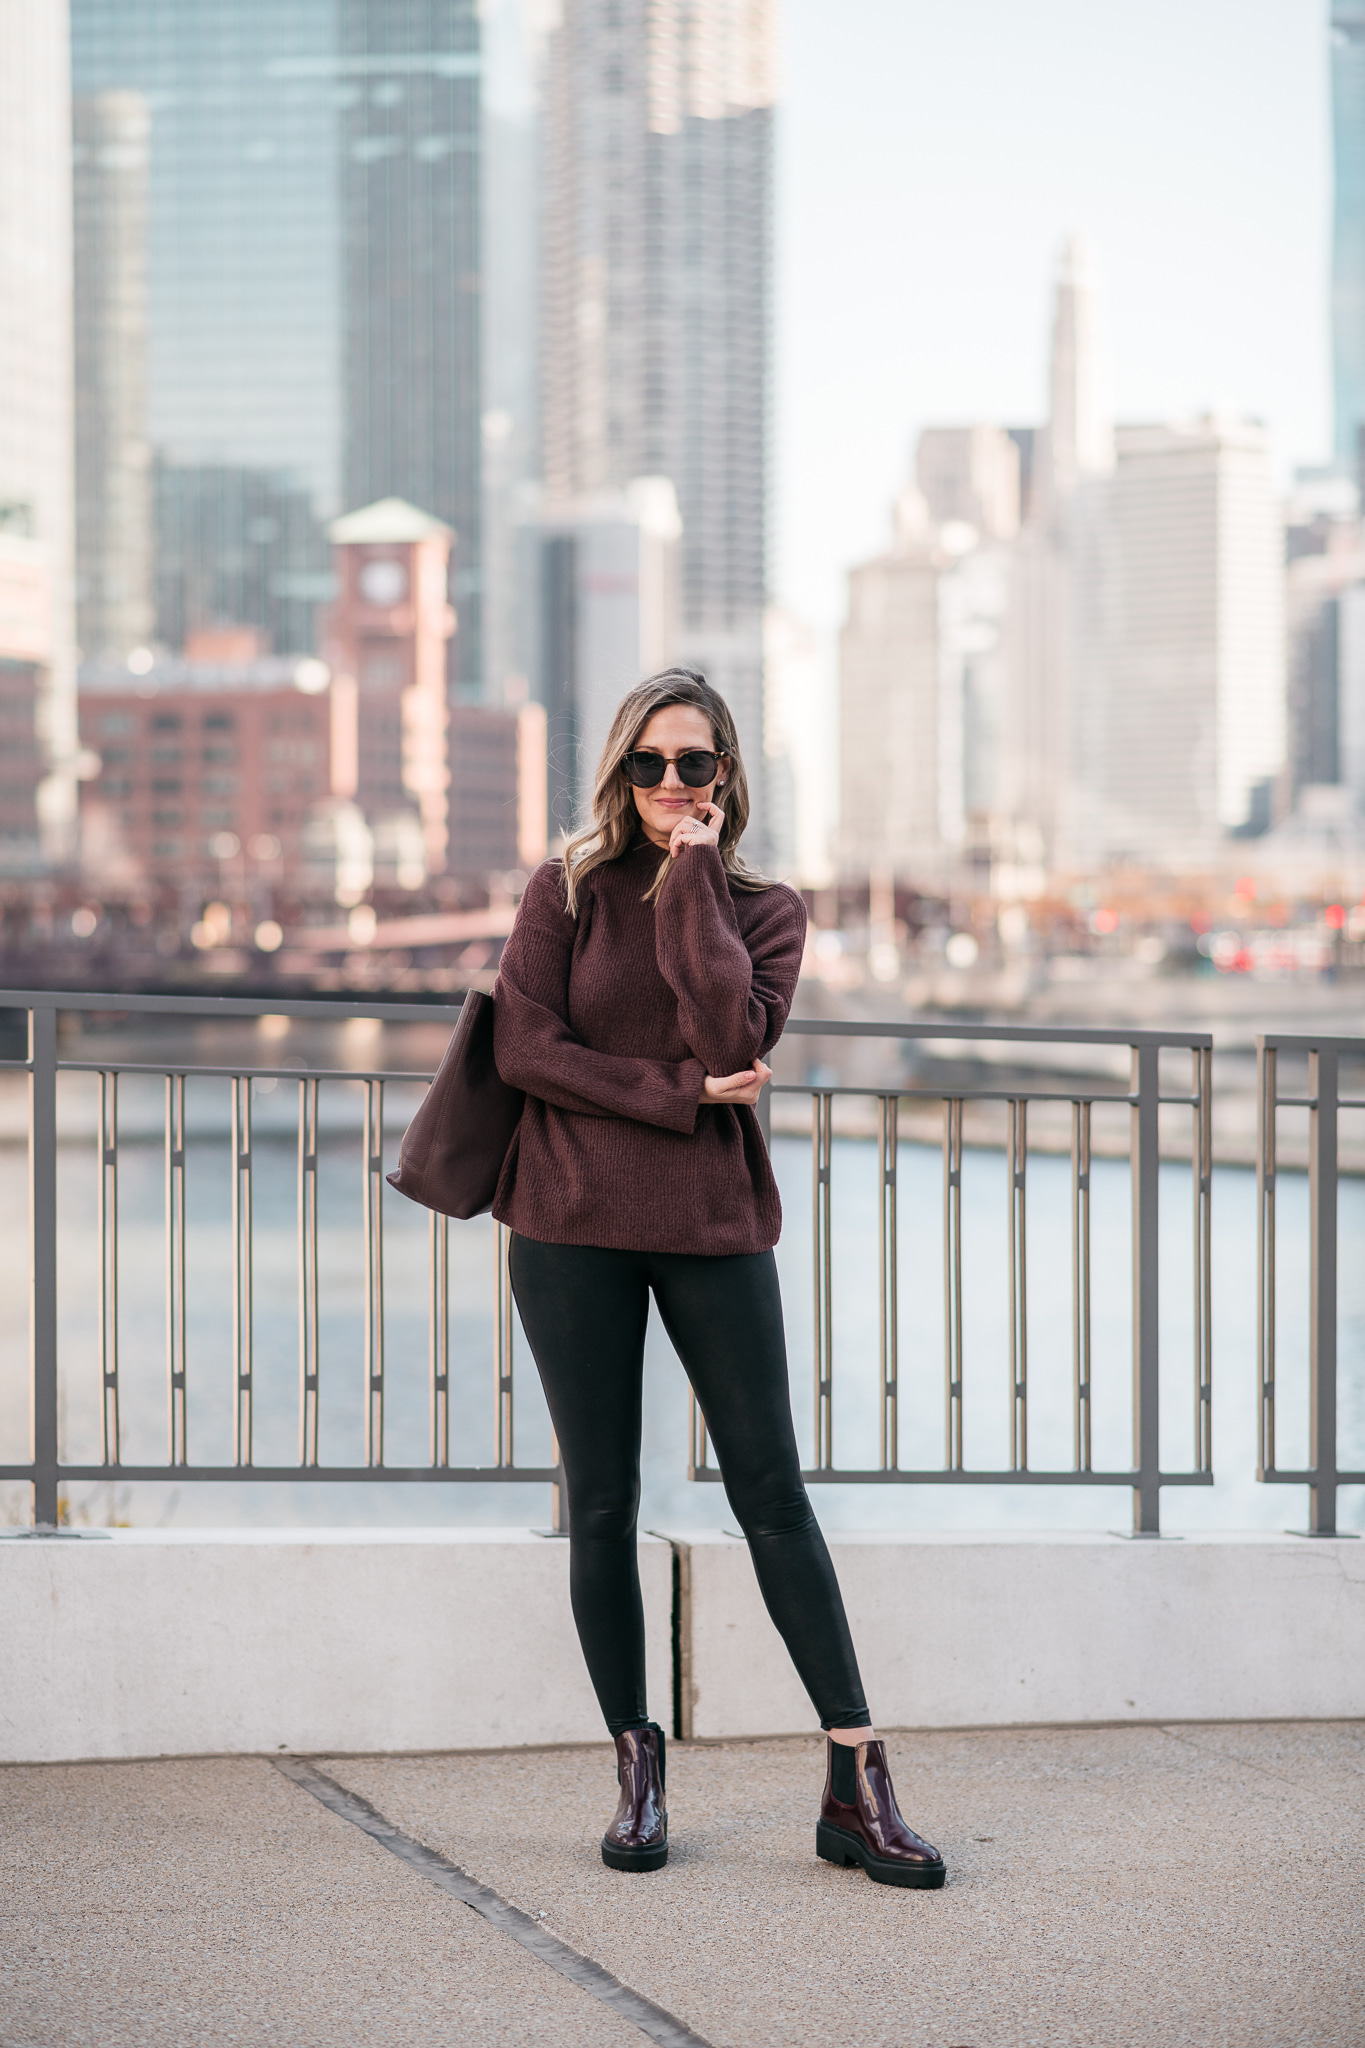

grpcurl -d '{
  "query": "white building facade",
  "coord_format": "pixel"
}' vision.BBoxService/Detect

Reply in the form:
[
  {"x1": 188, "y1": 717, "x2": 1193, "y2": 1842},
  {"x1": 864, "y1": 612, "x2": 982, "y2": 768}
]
[
  {"x1": 1063, "y1": 418, "x2": 1286, "y2": 868},
  {"x1": 837, "y1": 493, "x2": 945, "y2": 881}
]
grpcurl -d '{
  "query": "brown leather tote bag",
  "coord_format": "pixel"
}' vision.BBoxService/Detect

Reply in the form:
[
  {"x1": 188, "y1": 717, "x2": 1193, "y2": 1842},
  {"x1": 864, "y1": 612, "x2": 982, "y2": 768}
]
[{"x1": 386, "y1": 990, "x2": 524, "y2": 1219}]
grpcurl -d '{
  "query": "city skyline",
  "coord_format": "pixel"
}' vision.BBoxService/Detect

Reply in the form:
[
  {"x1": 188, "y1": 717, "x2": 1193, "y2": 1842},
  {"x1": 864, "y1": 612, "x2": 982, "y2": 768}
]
[
  {"x1": 776, "y1": 0, "x2": 1332, "y2": 632},
  {"x1": 2, "y1": 0, "x2": 1362, "y2": 935}
]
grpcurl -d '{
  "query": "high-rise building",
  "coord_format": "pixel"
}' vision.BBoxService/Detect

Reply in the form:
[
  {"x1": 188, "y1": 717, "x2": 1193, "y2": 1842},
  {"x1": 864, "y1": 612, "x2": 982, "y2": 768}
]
[
  {"x1": 520, "y1": 478, "x2": 682, "y2": 834},
  {"x1": 939, "y1": 538, "x2": 1012, "y2": 838},
  {"x1": 1335, "y1": 580, "x2": 1365, "y2": 807},
  {"x1": 481, "y1": 0, "x2": 547, "y2": 709},
  {"x1": 838, "y1": 492, "x2": 944, "y2": 881},
  {"x1": 1333, "y1": 2, "x2": 1365, "y2": 479},
  {"x1": 1000, "y1": 239, "x2": 1114, "y2": 862},
  {"x1": 1064, "y1": 418, "x2": 1286, "y2": 867},
  {"x1": 73, "y1": 89, "x2": 154, "y2": 664},
  {"x1": 70, "y1": 0, "x2": 482, "y2": 685},
  {"x1": 539, "y1": 0, "x2": 773, "y2": 838},
  {"x1": 1043, "y1": 237, "x2": 1113, "y2": 507},
  {"x1": 1282, "y1": 473, "x2": 1365, "y2": 802},
  {"x1": 838, "y1": 468, "x2": 1012, "y2": 887},
  {"x1": 916, "y1": 427, "x2": 1020, "y2": 542},
  {"x1": 763, "y1": 605, "x2": 834, "y2": 886},
  {"x1": 0, "y1": 0, "x2": 79, "y2": 873}
]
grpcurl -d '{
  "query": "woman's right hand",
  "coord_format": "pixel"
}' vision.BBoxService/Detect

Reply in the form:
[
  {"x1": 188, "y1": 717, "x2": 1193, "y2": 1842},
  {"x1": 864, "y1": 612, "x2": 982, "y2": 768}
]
[{"x1": 701, "y1": 1058, "x2": 771, "y2": 1105}]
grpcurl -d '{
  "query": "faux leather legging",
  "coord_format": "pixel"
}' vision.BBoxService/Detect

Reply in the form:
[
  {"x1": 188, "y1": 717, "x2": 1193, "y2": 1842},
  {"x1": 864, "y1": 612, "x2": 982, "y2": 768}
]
[{"x1": 508, "y1": 1235, "x2": 870, "y2": 1736}]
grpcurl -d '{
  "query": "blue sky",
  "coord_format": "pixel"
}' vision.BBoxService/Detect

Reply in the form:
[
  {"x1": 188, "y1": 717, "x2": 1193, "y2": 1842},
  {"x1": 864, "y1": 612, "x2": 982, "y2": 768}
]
[{"x1": 776, "y1": 0, "x2": 1332, "y2": 624}]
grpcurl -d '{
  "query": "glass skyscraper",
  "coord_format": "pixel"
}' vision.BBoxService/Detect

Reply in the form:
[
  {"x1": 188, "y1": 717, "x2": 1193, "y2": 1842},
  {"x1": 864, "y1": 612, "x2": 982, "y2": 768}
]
[
  {"x1": 71, "y1": 0, "x2": 481, "y2": 684},
  {"x1": 1333, "y1": 2, "x2": 1365, "y2": 476}
]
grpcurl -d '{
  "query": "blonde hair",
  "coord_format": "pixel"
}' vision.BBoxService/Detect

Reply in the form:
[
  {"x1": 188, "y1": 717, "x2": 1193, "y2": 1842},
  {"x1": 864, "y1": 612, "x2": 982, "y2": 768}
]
[{"x1": 561, "y1": 669, "x2": 772, "y2": 914}]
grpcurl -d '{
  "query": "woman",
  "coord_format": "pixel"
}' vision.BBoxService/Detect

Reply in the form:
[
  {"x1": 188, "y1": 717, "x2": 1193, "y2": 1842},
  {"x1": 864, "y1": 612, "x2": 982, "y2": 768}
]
[{"x1": 492, "y1": 668, "x2": 944, "y2": 1890}]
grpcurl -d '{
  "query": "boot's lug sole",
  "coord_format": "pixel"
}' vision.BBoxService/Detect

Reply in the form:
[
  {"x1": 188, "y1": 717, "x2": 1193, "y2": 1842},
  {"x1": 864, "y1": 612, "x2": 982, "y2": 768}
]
[
  {"x1": 601, "y1": 1835, "x2": 669, "y2": 1872},
  {"x1": 816, "y1": 1818, "x2": 946, "y2": 1889}
]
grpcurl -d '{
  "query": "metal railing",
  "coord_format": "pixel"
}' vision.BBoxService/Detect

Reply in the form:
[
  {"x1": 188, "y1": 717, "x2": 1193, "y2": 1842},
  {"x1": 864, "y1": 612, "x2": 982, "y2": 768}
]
[
  {"x1": 693, "y1": 1020, "x2": 1215, "y2": 1535},
  {"x1": 2, "y1": 989, "x2": 561, "y2": 1529},
  {"x1": 1257, "y1": 1031, "x2": 1365, "y2": 1535},
  {"x1": 0, "y1": 991, "x2": 1285, "y2": 1539}
]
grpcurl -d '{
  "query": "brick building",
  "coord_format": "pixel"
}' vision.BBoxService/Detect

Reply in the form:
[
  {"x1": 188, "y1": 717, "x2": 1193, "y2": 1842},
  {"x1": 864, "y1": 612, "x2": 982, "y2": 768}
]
[
  {"x1": 447, "y1": 704, "x2": 519, "y2": 875},
  {"x1": 76, "y1": 496, "x2": 536, "y2": 905},
  {"x1": 78, "y1": 654, "x2": 333, "y2": 888}
]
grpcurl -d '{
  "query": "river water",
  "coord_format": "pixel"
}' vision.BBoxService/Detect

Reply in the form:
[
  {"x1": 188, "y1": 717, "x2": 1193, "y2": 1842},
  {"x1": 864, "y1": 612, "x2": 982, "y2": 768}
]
[{"x1": 1, "y1": 1070, "x2": 1362, "y2": 1534}]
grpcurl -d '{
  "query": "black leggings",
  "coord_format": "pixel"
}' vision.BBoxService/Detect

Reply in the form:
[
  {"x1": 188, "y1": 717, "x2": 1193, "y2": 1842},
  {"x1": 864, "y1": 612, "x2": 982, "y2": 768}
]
[{"x1": 508, "y1": 1235, "x2": 870, "y2": 1736}]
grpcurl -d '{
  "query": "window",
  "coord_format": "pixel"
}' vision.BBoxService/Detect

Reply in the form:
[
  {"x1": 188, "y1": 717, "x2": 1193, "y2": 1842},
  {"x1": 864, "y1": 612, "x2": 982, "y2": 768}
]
[
  {"x1": 151, "y1": 777, "x2": 183, "y2": 794},
  {"x1": 151, "y1": 746, "x2": 182, "y2": 763},
  {"x1": 101, "y1": 746, "x2": 131, "y2": 764},
  {"x1": 151, "y1": 714, "x2": 182, "y2": 732},
  {"x1": 203, "y1": 775, "x2": 237, "y2": 794},
  {"x1": 203, "y1": 713, "x2": 236, "y2": 731},
  {"x1": 100, "y1": 714, "x2": 134, "y2": 735},
  {"x1": 152, "y1": 809, "x2": 183, "y2": 826},
  {"x1": 202, "y1": 744, "x2": 237, "y2": 763}
]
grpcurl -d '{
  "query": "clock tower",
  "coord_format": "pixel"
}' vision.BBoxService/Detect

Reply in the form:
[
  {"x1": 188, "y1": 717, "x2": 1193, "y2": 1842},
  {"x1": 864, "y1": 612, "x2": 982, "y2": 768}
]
[{"x1": 324, "y1": 498, "x2": 455, "y2": 878}]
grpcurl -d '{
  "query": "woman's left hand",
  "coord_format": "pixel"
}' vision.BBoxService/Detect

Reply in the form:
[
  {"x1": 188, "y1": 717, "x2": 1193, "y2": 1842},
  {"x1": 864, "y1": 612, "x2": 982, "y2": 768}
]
[{"x1": 668, "y1": 801, "x2": 724, "y2": 859}]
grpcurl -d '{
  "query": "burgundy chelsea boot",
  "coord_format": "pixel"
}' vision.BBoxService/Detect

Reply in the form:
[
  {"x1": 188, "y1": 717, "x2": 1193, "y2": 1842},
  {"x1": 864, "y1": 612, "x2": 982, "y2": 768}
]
[
  {"x1": 601, "y1": 1722, "x2": 668, "y2": 1872},
  {"x1": 816, "y1": 1736, "x2": 946, "y2": 1888}
]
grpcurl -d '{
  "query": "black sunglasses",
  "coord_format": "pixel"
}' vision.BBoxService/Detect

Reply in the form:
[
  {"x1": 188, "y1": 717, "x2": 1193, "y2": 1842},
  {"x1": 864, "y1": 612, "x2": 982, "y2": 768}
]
[{"x1": 622, "y1": 748, "x2": 724, "y2": 789}]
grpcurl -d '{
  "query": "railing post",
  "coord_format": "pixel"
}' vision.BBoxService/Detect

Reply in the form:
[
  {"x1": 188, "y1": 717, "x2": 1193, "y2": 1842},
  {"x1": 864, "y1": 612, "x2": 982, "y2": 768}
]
[
  {"x1": 495, "y1": 1220, "x2": 514, "y2": 1467},
  {"x1": 231, "y1": 1076, "x2": 255, "y2": 1466},
  {"x1": 877, "y1": 1093, "x2": 898, "y2": 1470},
  {"x1": 551, "y1": 1438, "x2": 568, "y2": 1536},
  {"x1": 362, "y1": 1078, "x2": 385, "y2": 1467},
  {"x1": 943, "y1": 1097, "x2": 965, "y2": 1470},
  {"x1": 1193, "y1": 1044, "x2": 1213, "y2": 1474},
  {"x1": 1255, "y1": 1040, "x2": 1276, "y2": 1482},
  {"x1": 1007, "y1": 1097, "x2": 1028, "y2": 1470},
  {"x1": 1071, "y1": 1099, "x2": 1093, "y2": 1471},
  {"x1": 166, "y1": 1073, "x2": 188, "y2": 1465},
  {"x1": 687, "y1": 1389, "x2": 710, "y2": 1478},
  {"x1": 1131, "y1": 1043, "x2": 1161, "y2": 1534},
  {"x1": 1307, "y1": 1047, "x2": 1339, "y2": 1536},
  {"x1": 29, "y1": 1001, "x2": 59, "y2": 1528},
  {"x1": 298, "y1": 1077, "x2": 320, "y2": 1467},
  {"x1": 98, "y1": 1070, "x2": 121, "y2": 1466},
  {"x1": 429, "y1": 1209, "x2": 449, "y2": 1468},
  {"x1": 813, "y1": 1092, "x2": 834, "y2": 1468}
]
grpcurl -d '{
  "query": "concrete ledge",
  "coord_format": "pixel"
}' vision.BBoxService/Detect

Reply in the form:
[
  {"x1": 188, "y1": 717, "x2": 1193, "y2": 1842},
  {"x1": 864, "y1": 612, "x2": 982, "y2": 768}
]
[
  {"x1": 0, "y1": 1529, "x2": 673, "y2": 1764},
  {"x1": 6, "y1": 1527, "x2": 1362, "y2": 1763},
  {"x1": 674, "y1": 1530, "x2": 1365, "y2": 1738}
]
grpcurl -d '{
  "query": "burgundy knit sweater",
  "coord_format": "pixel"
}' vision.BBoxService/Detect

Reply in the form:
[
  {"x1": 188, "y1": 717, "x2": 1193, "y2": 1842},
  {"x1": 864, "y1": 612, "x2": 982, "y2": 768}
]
[{"x1": 491, "y1": 836, "x2": 806, "y2": 1255}]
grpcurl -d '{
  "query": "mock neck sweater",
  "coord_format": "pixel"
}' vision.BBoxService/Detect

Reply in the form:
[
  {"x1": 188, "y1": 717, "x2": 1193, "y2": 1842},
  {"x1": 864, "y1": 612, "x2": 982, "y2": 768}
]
[{"x1": 491, "y1": 837, "x2": 806, "y2": 1255}]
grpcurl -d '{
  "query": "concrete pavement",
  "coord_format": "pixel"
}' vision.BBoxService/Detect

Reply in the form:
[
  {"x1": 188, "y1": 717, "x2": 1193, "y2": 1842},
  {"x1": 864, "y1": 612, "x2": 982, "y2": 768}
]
[{"x1": 2, "y1": 1723, "x2": 1363, "y2": 2047}]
